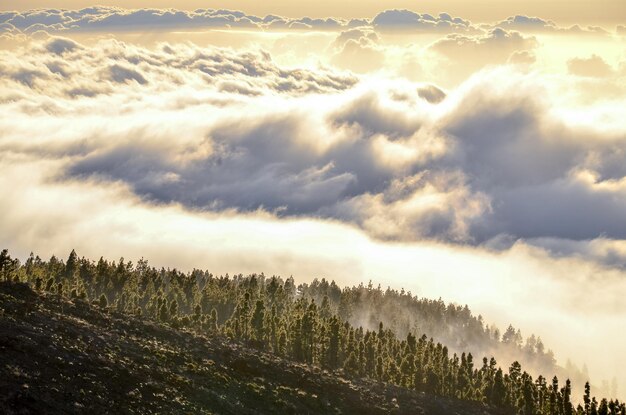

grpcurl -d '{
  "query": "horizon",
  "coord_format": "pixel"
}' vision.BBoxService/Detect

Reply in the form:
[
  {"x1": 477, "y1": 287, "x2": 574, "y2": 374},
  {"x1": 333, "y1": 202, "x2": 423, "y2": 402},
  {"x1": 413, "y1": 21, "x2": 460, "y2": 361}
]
[{"x1": 3, "y1": 0, "x2": 625, "y2": 27}]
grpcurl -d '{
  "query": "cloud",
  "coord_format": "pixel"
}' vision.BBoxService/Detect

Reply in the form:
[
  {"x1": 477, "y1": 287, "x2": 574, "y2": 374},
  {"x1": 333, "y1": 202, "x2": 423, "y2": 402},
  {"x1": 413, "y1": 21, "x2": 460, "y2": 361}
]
[
  {"x1": 566, "y1": 24, "x2": 610, "y2": 36},
  {"x1": 330, "y1": 90, "x2": 421, "y2": 138},
  {"x1": 3, "y1": 37, "x2": 626, "y2": 249},
  {"x1": 427, "y1": 28, "x2": 538, "y2": 82},
  {"x1": 2, "y1": 8, "x2": 260, "y2": 32},
  {"x1": 0, "y1": 36, "x2": 357, "y2": 98},
  {"x1": 330, "y1": 28, "x2": 385, "y2": 73},
  {"x1": 507, "y1": 50, "x2": 536, "y2": 65},
  {"x1": 567, "y1": 54, "x2": 614, "y2": 77},
  {"x1": 372, "y1": 9, "x2": 473, "y2": 32},
  {"x1": 430, "y1": 28, "x2": 537, "y2": 61},
  {"x1": 495, "y1": 15, "x2": 558, "y2": 32},
  {"x1": 416, "y1": 84, "x2": 446, "y2": 104},
  {"x1": 494, "y1": 15, "x2": 610, "y2": 35},
  {"x1": 328, "y1": 171, "x2": 490, "y2": 241},
  {"x1": 45, "y1": 36, "x2": 80, "y2": 54},
  {"x1": 332, "y1": 27, "x2": 380, "y2": 47},
  {"x1": 108, "y1": 63, "x2": 148, "y2": 84},
  {"x1": 0, "y1": 22, "x2": 28, "y2": 45},
  {"x1": 520, "y1": 237, "x2": 626, "y2": 270},
  {"x1": 0, "y1": 7, "x2": 352, "y2": 34},
  {"x1": 0, "y1": 5, "x2": 610, "y2": 54}
]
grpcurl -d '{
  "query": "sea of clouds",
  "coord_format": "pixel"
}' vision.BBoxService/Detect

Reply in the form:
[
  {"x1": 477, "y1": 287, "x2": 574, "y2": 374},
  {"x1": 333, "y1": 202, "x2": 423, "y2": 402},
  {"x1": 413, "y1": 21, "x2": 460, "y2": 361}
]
[{"x1": 1, "y1": 7, "x2": 626, "y2": 396}]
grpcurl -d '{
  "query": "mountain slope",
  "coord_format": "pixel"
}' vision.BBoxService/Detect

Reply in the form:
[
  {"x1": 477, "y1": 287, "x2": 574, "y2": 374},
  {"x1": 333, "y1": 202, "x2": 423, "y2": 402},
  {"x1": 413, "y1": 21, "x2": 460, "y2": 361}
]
[{"x1": 0, "y1": 282, "x2": 504, "y2": 415}]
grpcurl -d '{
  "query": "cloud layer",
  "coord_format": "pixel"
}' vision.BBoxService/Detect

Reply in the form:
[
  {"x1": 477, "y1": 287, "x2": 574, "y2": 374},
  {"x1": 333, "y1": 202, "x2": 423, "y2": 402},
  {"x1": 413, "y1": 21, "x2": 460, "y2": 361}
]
[
  {"x1": 0, "y1": 6, "x2": 617, "y2": 39},
  {"x1": 2, "y1": 36, "x2": 626, "y2": 249}
]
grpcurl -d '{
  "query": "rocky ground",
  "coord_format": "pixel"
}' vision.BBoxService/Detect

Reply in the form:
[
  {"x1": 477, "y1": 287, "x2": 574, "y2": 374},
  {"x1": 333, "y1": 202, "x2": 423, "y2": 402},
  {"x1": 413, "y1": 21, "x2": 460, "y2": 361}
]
[{"x1": 0, "y1": 281, "x2": 508, "y2": 414}]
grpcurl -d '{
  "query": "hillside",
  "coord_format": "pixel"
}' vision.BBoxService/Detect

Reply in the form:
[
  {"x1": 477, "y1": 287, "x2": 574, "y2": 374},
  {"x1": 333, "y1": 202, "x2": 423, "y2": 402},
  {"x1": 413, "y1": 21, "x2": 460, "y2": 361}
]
[{"x1": 0, "y1": 281, "x2": 504, "y2": 415}]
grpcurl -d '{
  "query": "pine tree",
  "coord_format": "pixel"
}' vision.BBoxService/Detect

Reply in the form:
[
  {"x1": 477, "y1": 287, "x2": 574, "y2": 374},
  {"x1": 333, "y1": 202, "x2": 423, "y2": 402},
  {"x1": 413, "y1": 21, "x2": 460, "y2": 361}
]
[
  {"x1": 521, "y1": 373, "x2": 535, "y2": 415},
  {"x1": 65, "y1": 249, "x2": 79, "y2": 280},
  {"x1": 193, "y1": 304, "x2": 202, "y2": 324},
  {"x1": 269, "y1": 304, "x2": 279, "y2": 351},
  {"x1": 45, "y1": 276, "x2": 55, "y2": 292},
  {"x1": 598, "y1": 398, "x2": 608, "y2": 415},
  {"x1": 169, "y1": 298, "x2": 178, "y2": 317},
  {"x1": 237, "y1": 292, "x2": 252, "y2": 340},
  {"x1": 277, "y1": 328, "x2": 287, "y2": 356},
  {"x1": 400, "y1": 354, "x2": 415, "y2": 388},
  {"x1": 550, "y1": 376, "x2": 559, "y2": 415},
  {"x1": 98, "y1": 293, "x2": 108, "y2": 308},
  {"x1": 159, "y1": 301, "x2": 169, "y2": 321},
  {"x1": 492, "y1": 368, "x2": 506, "y2": 407},
  {"x1": 376, "y1": 355, "x2": 384, "y2": 381},
  {"x1": 209, "y1": 308, "x2": 218, "y2": 332},
  {"x1": 563, "y1": 378, "x2": 573, "y2": 415},
  {"x1": 250, "y1": 299, "x2": 266, "y2": 345},
  {"x1": 0, "y1": 249, "x2": 18, "y2": 281},
  {"x1": 343, "y1": 351, "x2": 359, "y2": 376},
  {"x1": 320, "y1": 295, "x2": 331, "y2": 320},
  {"x1": 301, "y1": 301, "x2": 317, "y2": 363},
  {"x1": 327, "y1": 316, "x2": 340, "y2": 369}
]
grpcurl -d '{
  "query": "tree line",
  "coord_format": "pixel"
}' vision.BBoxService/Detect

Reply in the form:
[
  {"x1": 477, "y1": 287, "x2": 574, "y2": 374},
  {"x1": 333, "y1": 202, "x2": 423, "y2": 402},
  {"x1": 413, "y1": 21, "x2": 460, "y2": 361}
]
[{"x1": 0, "y1": 248, "x2": 623, "y2": 415}]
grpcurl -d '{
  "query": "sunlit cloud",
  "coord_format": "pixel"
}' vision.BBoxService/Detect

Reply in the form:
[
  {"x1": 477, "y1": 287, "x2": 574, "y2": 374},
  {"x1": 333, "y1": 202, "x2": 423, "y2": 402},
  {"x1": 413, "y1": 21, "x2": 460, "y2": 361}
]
[{"x1": 2, "y1": 36, "x2": 626, "y2": 248}]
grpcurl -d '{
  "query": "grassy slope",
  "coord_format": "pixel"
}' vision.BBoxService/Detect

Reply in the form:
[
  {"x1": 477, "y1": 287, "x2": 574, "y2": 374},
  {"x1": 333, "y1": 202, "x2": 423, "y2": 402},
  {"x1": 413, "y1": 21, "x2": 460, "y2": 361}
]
[{"x1": 0, "y1": 282, "x2": 506, "y2": 415}]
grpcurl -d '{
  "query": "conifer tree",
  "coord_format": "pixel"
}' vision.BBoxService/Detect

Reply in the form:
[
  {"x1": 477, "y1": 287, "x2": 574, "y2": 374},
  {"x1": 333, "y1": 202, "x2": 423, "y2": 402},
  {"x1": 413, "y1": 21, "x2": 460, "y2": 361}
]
[
  {"x1": 327, "y1": 316, "x2": 341, "y2": 369},
  {"x1": 584, "y1": 382, "x2": 591, "y2": 414},
  {"x1": 159, "y1": 301, "x2": 169, "y2": 322},
  {"x1": 205, "y1": 308, "x2": 218, "y2": 332},
  {"x1": 65, "y1": 249, "x2": 79, "y2": 280},
  {"x1": 45, "y1": 276, "x2": 55, "y2": 292},
  {"x1": 250, "y1": 299, "x2": 266, "y2": 345},
  {"x1": 98, "y1": 293, "x2": 108, "y2": 308},
  {"x1": 169, "y1": 298, "x2": 178, "y2": 317}
]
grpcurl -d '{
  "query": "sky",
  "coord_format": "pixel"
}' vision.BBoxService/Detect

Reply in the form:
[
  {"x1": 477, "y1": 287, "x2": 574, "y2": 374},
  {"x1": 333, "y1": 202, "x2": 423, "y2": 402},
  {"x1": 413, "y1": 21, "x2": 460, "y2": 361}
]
[{"x1": 1, "y1": 0, "x2": 626, "y2": 399}]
